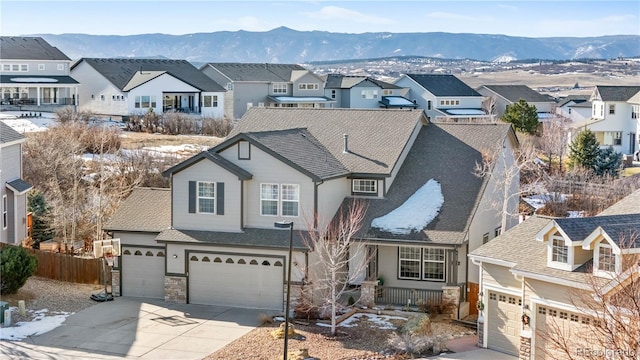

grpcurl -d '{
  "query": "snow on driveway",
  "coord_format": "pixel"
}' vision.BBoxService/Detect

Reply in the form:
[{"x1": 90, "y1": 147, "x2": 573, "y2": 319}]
[{"x1": 0, "y1": 308, "x2": 72, "y2": 341}]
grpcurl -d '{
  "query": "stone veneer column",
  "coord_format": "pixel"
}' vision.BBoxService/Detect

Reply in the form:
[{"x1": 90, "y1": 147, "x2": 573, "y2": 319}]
[
  {"x1": 111, "y1": 269, "x2": 120, "y2": 296},
  {"x1": 164, "y1": 275, "x2": 187, "y2": 303},
  {"x1": 441, "y1": 285, "x2": 461, "y2": 319},
  {"x1": 477, "y1": 315, "x2": 485, "y2": 347},
  {"x1": 519, "y1": 330, "x2": 532, "y2": 360},
  {"x1": 359, "y1": 281, "x2": 378, "y2": 307}
]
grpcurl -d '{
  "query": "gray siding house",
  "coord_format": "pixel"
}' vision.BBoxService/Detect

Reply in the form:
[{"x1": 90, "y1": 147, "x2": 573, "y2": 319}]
[
  {"x1": 476, "y1": 84, "x2": 555, "y2": 119},
  {"x1": 200, "y1": 63, "x2": 334, "y2": 120},
  {"x1": 323, "y1": 74, "x2": 416, "y2": 109},
  {"x1": 0, "y1": 122, "x2": 33, "y2": 244},
  {"x1": 0, "y1": 36, "x2": 78, "y2": 112},
  {"x1": 106, "y1": 108, "x2": 519, "y2": 316}
]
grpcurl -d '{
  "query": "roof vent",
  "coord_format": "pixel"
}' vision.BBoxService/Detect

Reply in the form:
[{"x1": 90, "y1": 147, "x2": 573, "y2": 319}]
[{"x1": 343, "y1": 134, "x2": 349, "y2": 154}]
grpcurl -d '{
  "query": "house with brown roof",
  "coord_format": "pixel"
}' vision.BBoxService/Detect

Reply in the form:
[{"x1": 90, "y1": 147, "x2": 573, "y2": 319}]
[
  {"x1": 0, "y1": 36, "x2": 78, "y2": 112},
  {"x1": 469, "y1": 189, "x2": 640, "y2": 358},
  {"x1": 105, "y1": 108, "x2": 519, "y2": 316},
  {"x1": 0, "y1": 122, "x2": 33, "y2": 244}
]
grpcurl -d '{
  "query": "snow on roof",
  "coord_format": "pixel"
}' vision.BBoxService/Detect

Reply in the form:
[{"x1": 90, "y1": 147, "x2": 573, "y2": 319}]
[
  {"x1": 271, "y1": 96, "x2": 332, "y2": 102},
  {"x1": 10, "y1": 77, "x2": 58, "y2": 83},
  {"x1": 371, "y1": 179, "x2": 444, "y2": 235},
  {"x1": 537, "y1": 112, "x2": 554, "y2": 119},
  {"x1": 445, "y1": 109, "x2": 486, "y2": 115}
]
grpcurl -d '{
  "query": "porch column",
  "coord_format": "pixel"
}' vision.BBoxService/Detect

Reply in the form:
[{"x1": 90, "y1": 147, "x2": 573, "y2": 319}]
[
  {"x1": 441, "y1": 285, "x2": 461, "y2": 319},
  {"x1": 359, "y1": 280, "x2": 378, "y2": 307},
  {"x1": 36, "y1": 86, "x2": 41, "y2": 106},
  {"x1": 519, "y1": 330, "x2": 532, "y2": 360}
]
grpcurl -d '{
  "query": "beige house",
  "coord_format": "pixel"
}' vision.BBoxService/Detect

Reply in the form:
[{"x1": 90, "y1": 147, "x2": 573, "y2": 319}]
[
  {"x1": 469, "y1": 190, "x2": 640, "y2": 359},
  {"x1": 105, "y1": 107, "x2": 520, "y2": 314}
]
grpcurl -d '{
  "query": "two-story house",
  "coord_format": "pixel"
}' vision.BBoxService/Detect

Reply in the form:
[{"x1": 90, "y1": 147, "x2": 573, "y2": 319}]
[
  {"x1": 555, "y1": 94, "x2": 591, "y2": 122},
  {"x1": 571, "y1": 85, "x2": 640, "y2": 156},
  {"x1": 322, "y1": 74, "x2": 417, "y2": 109},
  {"x1": 0, "y1": 36, "x2": 78, "y2": 112},
  {"x1": 0, "y1": 121, "x2": 32, "y2": 244},
  {"x1": 475, "y1": 84, "x2": 555, "y2": 119},
  {"x1": 71, "y1": 58, "x2": 226, "y2": 118},
  {"x1": 469, "y1": 190, "x2": 640, "y2": 358},
  {"x1": 200, "y1": 63, "x2": 334, "y2": 120},
  {"x1": 105, "y1": 108, "x2": 519, "y2": 315},
  {"x1": 394, "y1": 74, "x2": 494, "y2": 123}
]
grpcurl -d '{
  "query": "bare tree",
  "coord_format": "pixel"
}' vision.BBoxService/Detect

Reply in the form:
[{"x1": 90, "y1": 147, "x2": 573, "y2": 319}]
[
  {"x1": 481, "y1": 95, "x2": 498, "y2": 120},
  {"x1": 301, "y1": 199, "x2": 370, "y2": 336},
  {"x1": 536, "y1": 113, "x2": 570, "y2": 175},
  {"x1": 474, "y1": 136, "x2": 543, "y2": 231},
  {"x1": 538, "y1": 237, "x2": 640, "y2": 360}
]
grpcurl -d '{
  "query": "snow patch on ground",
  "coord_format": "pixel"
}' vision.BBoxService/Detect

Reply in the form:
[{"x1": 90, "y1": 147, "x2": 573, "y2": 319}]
[
  {"x1": 315, "y1": 313, "x2": 407, "y2": 330},
  {"x1": 371, "y1": 179, "x2": 444, "y2": 235},
  {"x1": 522, "y1": 193, "x2": 568, "y2": 210},
  {"x1": 0, "y1": 308, "x2": 73, "y2": 341}
]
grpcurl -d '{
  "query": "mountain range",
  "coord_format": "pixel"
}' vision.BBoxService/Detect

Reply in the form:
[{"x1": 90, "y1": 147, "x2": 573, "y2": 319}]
[{"x1": 36, "y1": 27, "x2": 640, "y2": 64}]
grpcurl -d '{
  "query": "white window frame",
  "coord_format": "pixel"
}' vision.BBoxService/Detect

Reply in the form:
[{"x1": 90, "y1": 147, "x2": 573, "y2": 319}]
[
  {"x1": 57, "y1": 64, "x2": 64, "y2": 71},
  {"x1": 547, "y1": 233, "x2": 574, "y2": 271},
  {"x1": 361, "y1": 89, "x2": 378, "y2": 99},
  {"x1": 2, "y1": 195, "x2": 7, "y2": 230},
  {"x1": 298, "y1": 83, "x2": 319, "y2": 90},
  {"x1": 482, "y1": 232, "x2": 490, "y2": 244},
  {"x1": 260, "y1": 183, "x2": 279, "y2": 216},
  {"x1": 398, "y1": 246, "x2": 445, "y2": 282},
  {"x1": 197, "y1": 181, "x2": 216, "y2": 214},
  {"x1": 281, "y1": 184, "x2": 299, "y2": 217},
  {"x1": 134, "y1": 95, "x2": 156, "y2": 108},
  {"x1": 2, "y1": 64, "x2": 9, "y2": 72},
  {"x1": 551, "y1": 238, "x2": 568, "y2": 263},
  {"x1": 38, "y1": 64, "x2": 45, "y2": 71},
  {"x1": 352, "y1": 179, "x2": 377, "y2": 194},
  {"x1": 609, "y1": 104, "x2": 615, "y2": 115},
  {"x1": 20, "y1": 64, "x2": 28, "y2": 72},
  {"x1": 273, "y1": 83, "x2": 287, "y2": 94},
  {"x1": 227, "y1": 82, "x2": 233, "y2": 90},
  {"x1": 594, "y1": 242, "x2": 619, "y2": 278}
]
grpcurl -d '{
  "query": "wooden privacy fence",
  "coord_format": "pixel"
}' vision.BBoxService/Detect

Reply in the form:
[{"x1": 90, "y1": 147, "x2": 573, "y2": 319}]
[{"x1": 0, "y1": 243, "x2": 103, "y2": 284}]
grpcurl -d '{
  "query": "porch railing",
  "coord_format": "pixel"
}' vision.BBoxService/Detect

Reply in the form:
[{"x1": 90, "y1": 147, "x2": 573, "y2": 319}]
[
  {"x1": 1, "y1": 97, "x2": 75, "y2": 106},
  {"x1": 376, "y1": 286, "x2": 443, "y2": 306}
]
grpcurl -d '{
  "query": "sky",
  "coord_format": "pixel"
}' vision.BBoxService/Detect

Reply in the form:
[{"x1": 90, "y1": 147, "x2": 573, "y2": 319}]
[{"x1": 1, "y1": 0, "x2": 639, "y2": 38}]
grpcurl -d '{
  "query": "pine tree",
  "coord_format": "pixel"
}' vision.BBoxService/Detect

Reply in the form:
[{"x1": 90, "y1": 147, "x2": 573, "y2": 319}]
[
  {"x1": 0, "y1": 246, "x2": 37, "y2": 295},
  {"x1": 568, "y1": 129, "x2": 600, "y2": 170},
  {"x1": 502, "y1": 99, "x2": 539, "y2": 134},
  {"x1": 594, "y1": 146, "x2": 622, "y2": 177},
  {"x1": 27, "y1": 191, "x2": 55, "y2": 248}
]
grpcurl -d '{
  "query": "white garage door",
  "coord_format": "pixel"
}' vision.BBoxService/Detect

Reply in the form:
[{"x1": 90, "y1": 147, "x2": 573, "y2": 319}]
[
  {"x1": 487, "y1": 291, "x2": 521, "y2": 356},
  {"x1": 535, "y1": 305, "x2": 591, "y2": 359},
  {"x1": 189, "y1": 253, "x2": 284, "y2": 310},
  {"x1": 121, "y1": 247, "x2": 165, "y2": 299}
]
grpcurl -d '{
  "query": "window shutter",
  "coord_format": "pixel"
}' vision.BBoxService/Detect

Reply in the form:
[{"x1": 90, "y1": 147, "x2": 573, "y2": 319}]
[
  {"x1": 216, "y1": 182, "x2": 224, "y2": 215},
  {"x1": 188, "y1": 181, "x2": 196, "y2": 213}
]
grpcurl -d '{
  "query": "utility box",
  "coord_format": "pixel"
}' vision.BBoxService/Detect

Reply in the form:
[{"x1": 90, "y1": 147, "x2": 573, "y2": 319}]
[{"x1": 0, "y1": 301, "x2": 8, "y2": 324}]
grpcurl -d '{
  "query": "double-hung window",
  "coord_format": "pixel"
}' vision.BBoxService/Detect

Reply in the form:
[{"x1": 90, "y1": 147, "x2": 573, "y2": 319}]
[
  {"x1": 597, "y1": 244, "x2": 615, "y2": 273},
  {"x1": 551, "y1": 238, "x2": 568, "y2": 263},
  {"x1": 273, "y1": 83, "x2": 287, "y2": 94},
  {"x1": 352, "y1": 179, "x2": 377, "y2": 194},
  {"x1": 399, "y1": 247, "x2": 445, "y2": 281},
  {"x1": 197, "y1": 182, "x2": 215, "y2": 213},
  {"x1": 2, "y1": 195, "x2": 7, "y2": 229},
  {"x1": 260, "y1": 183, "x2": 299, "y2": 217}
]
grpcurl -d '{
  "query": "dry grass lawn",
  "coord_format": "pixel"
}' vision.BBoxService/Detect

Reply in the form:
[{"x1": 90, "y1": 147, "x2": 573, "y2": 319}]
[{"x1": 119, "y1": 131, "x2": 223, "y2": 150}]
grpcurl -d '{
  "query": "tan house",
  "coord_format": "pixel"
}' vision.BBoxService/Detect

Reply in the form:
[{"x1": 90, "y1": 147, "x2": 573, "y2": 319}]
[
  {"x1": 469, "y1": 190, "x2": 640, "y2": 359},
  {"x1": 105, "y1": 107, "x2": 520, "y2": 314}
]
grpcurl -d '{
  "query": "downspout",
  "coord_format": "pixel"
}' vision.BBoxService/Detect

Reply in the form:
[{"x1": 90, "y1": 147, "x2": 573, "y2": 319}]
[
  {"x1": 314, "y1": 180, "x2": 322, "y2": 229},
  {"x1": 240, "y1": 179, "x2": 244, "y2": 229}
]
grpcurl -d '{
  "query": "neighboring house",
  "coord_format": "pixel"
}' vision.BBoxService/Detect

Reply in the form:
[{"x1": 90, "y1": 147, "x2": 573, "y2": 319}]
[
  {"x1": 394, "y1": 74, "x2": 494, "y2": 123},
  {"x1": 106, "y1": 107, "x2": 519, "y2": 314},
  {"x1": 476, "y1": 84, "x2": 555, "y2": 119},
  {"x1": 323, "y1": 74, "x2": 417, "y2": 109},
  {"x1": 71, "y1": 58, "x2": 226, "y2": 118},
  {"x1": 200, "y1": 63, "x2": 334, "y2": 120},
  {"x1": 571, "y1": 85, "x2": 640, "y2": 155},
  {"x1": 0, "y1": 122, "x2": 33, "y2": 244},
  {"x1": 0, "y1": 36, "x2": 78, "y2": 112},
  {"x1": 469, "y1": 189, "x2": 640, "y2": 358},
  {"x1": 555, "y1": 94, "x2": 591, "y2": 122}
]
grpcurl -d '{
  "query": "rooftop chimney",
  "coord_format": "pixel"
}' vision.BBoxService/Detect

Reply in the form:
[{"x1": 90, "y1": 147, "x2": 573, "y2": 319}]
[{"x1": 343, "y1": 134, "x2": 349, "y2": 154}]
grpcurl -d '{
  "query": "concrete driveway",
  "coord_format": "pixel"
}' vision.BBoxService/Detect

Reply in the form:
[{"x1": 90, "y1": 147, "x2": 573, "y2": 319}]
[{"x1": 0, "y1": 297, "x2": 265, "y2": 360}]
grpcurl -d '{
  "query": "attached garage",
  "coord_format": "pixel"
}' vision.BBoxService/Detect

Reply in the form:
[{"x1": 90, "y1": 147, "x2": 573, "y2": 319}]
[
  {"x1": 188, "y1": 252, "x2": 284, "y2": 310},
  {"x1": 487, "y1": 291, "x2": 521, "y2": 356},
  {"x1": 534, "y1": 305, "x2": 591, "y2": 359},
  {"x1": 121, "y1": 246, "x2": 166, "y2": 299}
]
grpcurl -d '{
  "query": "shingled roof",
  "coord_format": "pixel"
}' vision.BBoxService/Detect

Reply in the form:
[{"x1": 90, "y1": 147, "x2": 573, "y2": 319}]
[
  {"x1": 356, "y1": 122, "x2": 514, "y2": 244},
  {"x1": 405, "y1": 74, "x2": 481, "y2": 97},
  {"x1": 478, "y1": 84, "x2": 553, "y2": 103},
  {"x1": 156, "y1": 228, "x2": 309, "y2": 250},
  {"x1": 217, "y1": 129, "x2": 349, "y2": 181},
  {"x1": 553, "y1": 214, "x2": 640, "y2": 247},
  {"x1": 0, "y1": 37, "x2": 70, "y2": 61},
  {"x1": 0, "y1": 122, "x2": 25, "y2": 144},
  {"x1": 226, "y1": 108, "x2": 425, "y2": 175},
  {"x1": 73, "y1": 58, "x2": 225, "y2": 92},
  {"x1": 323, "y1": 74, "x2": 400, "y2": 90},
  {"x1": 202, "y1": 63, "x2": 306, "y2": 82},
  {"x1": 103, "y1": 188, "x2": 171, "y2": 232},
  {"x1": 593, "y1": 85, "x2": 640, "y2": 102}
]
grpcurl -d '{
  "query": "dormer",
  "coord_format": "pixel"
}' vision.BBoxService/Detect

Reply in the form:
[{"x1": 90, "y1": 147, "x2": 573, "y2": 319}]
[
  {"x1": 536, "y1": 220, "x2": 591, "y2": 271},
  {"x1": 582, "y1": 222, "x2": 640, "y2": 278}
]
